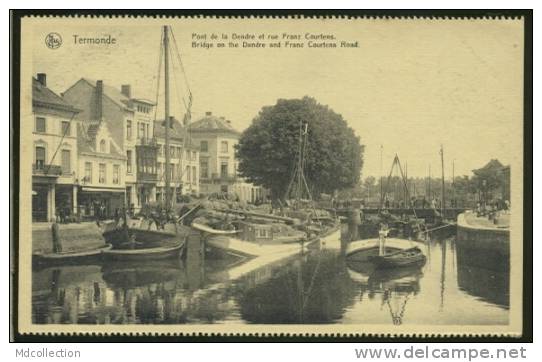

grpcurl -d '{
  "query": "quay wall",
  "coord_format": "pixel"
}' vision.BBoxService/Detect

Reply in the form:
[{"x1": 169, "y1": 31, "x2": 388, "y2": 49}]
[
  {"x1": 456, "y1": 212, "x2": 509, "y2": 256},
  {"x1": 32, "y1": 222, "x2": 106, "y2": 254}
]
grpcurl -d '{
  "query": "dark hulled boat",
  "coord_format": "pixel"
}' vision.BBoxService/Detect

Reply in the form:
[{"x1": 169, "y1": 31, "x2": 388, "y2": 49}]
[{"x1": 368, "y1": 246, "x2": 426, "y2": 269}]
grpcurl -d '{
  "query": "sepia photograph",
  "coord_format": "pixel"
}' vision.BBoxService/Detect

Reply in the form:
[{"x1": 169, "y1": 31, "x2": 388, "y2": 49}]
[{"x1": 13, "y1": 13, "x2": 528, "y2": 338}]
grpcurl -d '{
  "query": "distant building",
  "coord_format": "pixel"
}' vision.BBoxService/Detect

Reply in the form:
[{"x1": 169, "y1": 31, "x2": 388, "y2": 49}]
[
  {"x1": 32, "y1": 74, "x2": 80, "y2": 222},
  {"x1": 472, "y1": 159, "x2": 510, "y2": 203},
  {"x1": 189, "y1": 111, "x2": 266, "y2": 203},
  {"x1": 63, "y1": 79, "x2": 157, "y2": 211},
  {"x1": 77, "y1": 120, "x2": 126, "y2": 219},
  {"x1": 153, "y1": 117, "x2": 200, "y2": 202}
]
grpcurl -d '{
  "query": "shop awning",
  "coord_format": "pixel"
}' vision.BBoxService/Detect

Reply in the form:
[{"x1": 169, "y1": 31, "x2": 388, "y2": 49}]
[{"x1": 81, "y1": 186, "x2": 125, "y2": 193}]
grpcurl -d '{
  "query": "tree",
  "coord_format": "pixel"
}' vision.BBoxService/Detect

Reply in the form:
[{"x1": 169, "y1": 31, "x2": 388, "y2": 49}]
[{"x1": 236, "y1": 97, "x2": 364, "y2": 200}]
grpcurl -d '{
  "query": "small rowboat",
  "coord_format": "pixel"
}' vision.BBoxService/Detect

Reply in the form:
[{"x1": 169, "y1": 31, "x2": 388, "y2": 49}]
[
  {"x1": 33, "y1": 244, "x2": 112, "y2": 265},
  {"x1": 368, "y1": 246, "x2": 426, "y2": 269},
  {"x1": 192, "y1": 222, "x2": 241, "y2": 235}
]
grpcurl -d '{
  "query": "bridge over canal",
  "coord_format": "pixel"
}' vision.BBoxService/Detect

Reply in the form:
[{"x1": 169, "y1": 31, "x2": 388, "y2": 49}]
[{"x1": 334, "y1": 207, "x2": 467, "y2": 222}]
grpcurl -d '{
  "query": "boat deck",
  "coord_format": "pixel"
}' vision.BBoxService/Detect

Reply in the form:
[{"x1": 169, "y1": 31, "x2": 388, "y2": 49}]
[
  {"x1": 458, "y1": 211, "x2": 510, "y2": 230},
  {"x1": 206, "y1": 225, "x2": 341, "y2": 258},
  {"x1": 346, "y1": 237, "x2": 425, "y2": 256},
  {"x1": 207, "y1": 235, "x2": 309, "y2": 257}
]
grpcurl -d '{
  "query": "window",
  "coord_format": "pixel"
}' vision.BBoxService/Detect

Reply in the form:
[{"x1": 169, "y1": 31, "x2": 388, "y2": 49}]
[
  {"x1": 99, "y1": 163, "x2": 106, "y2": 184},
  {"x1": 126, "y1": 120, "x2": 132, "y2": 140},
  {"x1": 192, "y1": 166, "x2": 197, "y2": 184},
  {"x1": 126, "y1": 150, "x2": 132, "y2": 173},
  {"x1": 221, "y1": 162, "x2": 228, "y2": 177},
  {"x1": 186, "y1": 166, "x2": 191, "y2": 183},
  {"x1": 177, "y1": 147, "x2": 182, "y2": 158},
  {"x1": 61, "y1": 150, "x2": 71, "y2": 174},
  {"x1": 61, "y1": 121, "x2": 70, "y2": 136},
  {"x1": 35, "y1": 146, "x2": 46, "y2": 169},
  {"x1": 84, "y1": 162, "x2": 92, "y2": 183},
  {"x1": 200, "y1": 160, "x2": 208, "y2": 179},
  {"x1": 256, "y1": 228, "x2": 270, "y2": 239},
  {"x1": 221, "y1": 141, "x2": 228, "y2": 153},
  {"x1": 139, "y1": 123, "x2": 145, "y2": 140},
  {"x1": 35, "y1": 117, "x2": 46, "y2": 133},
  {"x1": 170, "y1": 146, "x2": 175, "y2": 157},
  {"x1": 200, "y1": 141, "x2": 208, "y2": 152},
  {"x1": 146, "y1": 124, "x2": 150, "y2": 139},
  {"x1": 113, "y1": 165, "x2": 120, "y2": 184},
  {"x1": 170, "y1": 163, "x2": 174, "y2": 180},
  {"x1": 99, "y1": 139, "x2": 106, "y2": 153}
]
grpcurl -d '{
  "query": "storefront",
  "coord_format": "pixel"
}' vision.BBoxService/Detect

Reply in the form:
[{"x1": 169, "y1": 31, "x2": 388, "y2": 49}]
[
  {"x1": 78, "y1": 186, "x2": 125, "y2": 220},
  {"x1": 32, "y1": 183, "x2": 52, "y2": 222},
  {"x1": 55, "y1": 184, "x2": 76, "y2": 221},
  {"x1": 32, "y1": 174, "x2": 58, "y2": 222}
]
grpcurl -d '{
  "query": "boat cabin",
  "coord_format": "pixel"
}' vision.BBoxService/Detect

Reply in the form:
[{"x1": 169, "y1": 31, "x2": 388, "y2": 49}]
[{"x1": 235, "y1": 220, "x2": 306, "y2": 244}]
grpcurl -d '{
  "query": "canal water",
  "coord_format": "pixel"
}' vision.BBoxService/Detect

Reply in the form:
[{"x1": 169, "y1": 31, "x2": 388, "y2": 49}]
[{"x1": 32, "y1": 226, "x2": 509, "y2": 325}]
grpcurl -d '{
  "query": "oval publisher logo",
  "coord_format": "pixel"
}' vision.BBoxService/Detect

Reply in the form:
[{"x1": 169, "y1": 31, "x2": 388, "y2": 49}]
[{"x1": 45, "y1": 32, "x2": 62, "y2": 49}]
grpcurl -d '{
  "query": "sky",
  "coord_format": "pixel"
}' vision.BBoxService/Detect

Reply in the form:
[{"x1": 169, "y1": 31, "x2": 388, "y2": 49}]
[{"x1": 30, "y1": 18, "x2": 524, "y2": 179}]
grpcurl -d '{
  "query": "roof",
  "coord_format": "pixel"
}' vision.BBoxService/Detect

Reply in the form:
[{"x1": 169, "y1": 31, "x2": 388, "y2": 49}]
[
  {"x1": 32, "y1": 78, "x2": 80, "y2": 113},
  {"x1": 80, "y1": 78, "x2": 133, "y2": 111},
  {"x1": 153, "y1": 118, "x2": 199, "y2": 149},
  {"x1": 189, "y1": 113, "x2": 240, "y2": 136},
  {"x1": 132, "y1": 98, "x2": 156, "y2": 105},
  {"x1": 473, "y1": 159, "x2": 506, "y2": 175},
  {"x1": 153, "y1": 118, "x2": 186, "y2": 140}
]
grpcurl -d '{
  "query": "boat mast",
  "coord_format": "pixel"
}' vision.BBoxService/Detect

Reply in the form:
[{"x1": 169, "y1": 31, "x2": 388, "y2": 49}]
[
  {"x1": 428, "y1": 164, "x2": 431, "y2": 200},
  {"x1": 380, "y1": 145, "x2": 383, "y2": 208},
  {"x1": 452, "y1": 159, "x2": 455, "y2": 207},
  {"x1": 404, "y1": 161, "x2": 408, "y2": 206},
  {"x1": 440, "y1": 145, "x2": 445, "y2": 216},
  {"x1": 164, "y1": 26, "x2": 171, "y2": 211}
]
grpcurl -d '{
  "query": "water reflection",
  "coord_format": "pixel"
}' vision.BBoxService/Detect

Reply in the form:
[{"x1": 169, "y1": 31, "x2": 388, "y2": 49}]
[
  {"x1": 32, "y1": 229, "x2": 510, "y2": 325},
  {"x1": 346, "y1": 261, "x2": 423, "y2": 325},
  {"x1": 234, "y1": 251, "x2": 358, "y2": 324},
  {"x1": 455, "y1": 238, "x2": 509, "y2": 309}
]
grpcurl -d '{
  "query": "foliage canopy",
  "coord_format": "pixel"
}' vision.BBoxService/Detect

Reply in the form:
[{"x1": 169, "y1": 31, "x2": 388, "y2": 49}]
[{"x1": 235, "y1": 97, "x2": 364, "y2": 200}]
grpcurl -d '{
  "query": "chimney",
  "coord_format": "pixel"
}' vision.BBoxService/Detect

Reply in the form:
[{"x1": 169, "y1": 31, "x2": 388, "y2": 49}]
[
  {"x1": 37, "y1": 73, "x2": 47, "y2": 87},
  {"x1": 95, "y1": 80, "x2": 103, "y2": 120},
  {"x1": 205, "y1": 111, "x2": 212, "y2": 116},
  {"x1": 226, "y1": 120, "x2": 232, "y2": 125},
  {"x1": 163, "y1": 116, "x2": 175, "y2": 128},
  {"x1": 121, "y1": 84, "x2": 131, "y2": 98}
]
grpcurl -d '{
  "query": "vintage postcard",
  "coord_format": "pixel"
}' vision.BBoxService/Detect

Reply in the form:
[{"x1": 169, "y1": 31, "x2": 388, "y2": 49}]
[{"x1": 15, "y1": 14, "x2": 527, "y2": 338}]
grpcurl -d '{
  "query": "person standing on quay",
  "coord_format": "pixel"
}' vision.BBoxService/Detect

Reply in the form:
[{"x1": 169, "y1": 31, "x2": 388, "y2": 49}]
[{"x1": 51, "y1": 216, "x2": 62, "y2": 253}]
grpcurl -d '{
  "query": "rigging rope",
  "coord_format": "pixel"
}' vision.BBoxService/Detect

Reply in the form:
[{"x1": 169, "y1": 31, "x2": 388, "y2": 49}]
[
  {"x1": 152, "y1": 29, "x2": 164, "y2": 127},
  {"x1": 382, "y1": 155, "x2": 427, "y2": 234},
  {"x1": 44, "y1": 111, "x2": 77, "y2": 176},
  {"x1": 169, "y1": 26, "x2": 192, "y2": 97}
]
